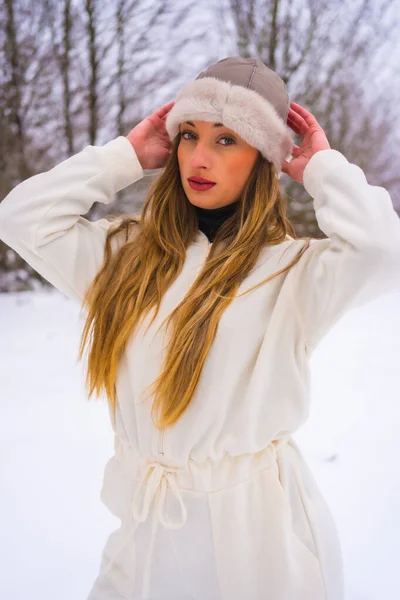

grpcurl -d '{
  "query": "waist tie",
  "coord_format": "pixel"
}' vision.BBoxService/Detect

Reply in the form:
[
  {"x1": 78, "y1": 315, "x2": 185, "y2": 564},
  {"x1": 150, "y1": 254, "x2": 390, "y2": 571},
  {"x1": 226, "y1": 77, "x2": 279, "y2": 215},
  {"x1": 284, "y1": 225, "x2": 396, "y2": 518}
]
[
  {"x1": 101, "y1": 457, "x2": 188, "y2": 598},
  {"x1": 100, "y1": 436, "x2": 290, "y2": 598},
  {"x1": 132, "y1": 460, "x2": 188, "y2": 596}
]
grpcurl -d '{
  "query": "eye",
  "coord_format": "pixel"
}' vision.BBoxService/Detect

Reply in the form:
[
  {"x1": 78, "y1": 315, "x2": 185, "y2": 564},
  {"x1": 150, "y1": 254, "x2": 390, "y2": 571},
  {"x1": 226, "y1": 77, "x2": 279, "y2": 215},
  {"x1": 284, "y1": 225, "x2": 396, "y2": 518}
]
[
  {"x1": 219, "y1": 136, "x2": 236, "y2": 146},
  {"x1": 180, "y1": 131, "x2": 236, "y2": 146},
  {"x1": 181, "y1": 131, "x2": 196, "y2": 140}
]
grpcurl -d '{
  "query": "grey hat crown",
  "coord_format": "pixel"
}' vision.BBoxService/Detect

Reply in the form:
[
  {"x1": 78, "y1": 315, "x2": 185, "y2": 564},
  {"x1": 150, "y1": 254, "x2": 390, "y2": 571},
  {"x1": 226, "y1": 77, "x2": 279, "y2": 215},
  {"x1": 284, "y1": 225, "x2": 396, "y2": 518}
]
[{"x1": 195, "y1": 56, "x2": 290, "y2": 126}]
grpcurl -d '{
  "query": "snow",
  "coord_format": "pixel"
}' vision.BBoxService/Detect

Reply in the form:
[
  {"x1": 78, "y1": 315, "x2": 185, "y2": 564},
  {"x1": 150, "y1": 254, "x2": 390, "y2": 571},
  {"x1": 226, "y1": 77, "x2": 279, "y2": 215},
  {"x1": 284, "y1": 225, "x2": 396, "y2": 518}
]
[{"x1": 0, "y1": 289, "x2": 399, "y2": 599}]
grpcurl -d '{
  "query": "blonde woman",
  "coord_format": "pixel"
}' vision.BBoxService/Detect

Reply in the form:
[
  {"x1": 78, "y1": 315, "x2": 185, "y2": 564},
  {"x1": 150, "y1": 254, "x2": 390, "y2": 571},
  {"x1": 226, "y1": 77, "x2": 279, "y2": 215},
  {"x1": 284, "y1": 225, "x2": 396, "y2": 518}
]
[{"x1": 1, "y1": 56, "x2": 399, "y2": 600}]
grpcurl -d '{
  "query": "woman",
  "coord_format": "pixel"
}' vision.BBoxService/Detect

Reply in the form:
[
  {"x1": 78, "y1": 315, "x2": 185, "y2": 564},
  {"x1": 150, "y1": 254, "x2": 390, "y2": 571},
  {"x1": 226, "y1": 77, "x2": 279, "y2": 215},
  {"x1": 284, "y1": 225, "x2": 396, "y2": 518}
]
[{"x1": 1, "y1": 56, "x2": 399, "y2": 600}]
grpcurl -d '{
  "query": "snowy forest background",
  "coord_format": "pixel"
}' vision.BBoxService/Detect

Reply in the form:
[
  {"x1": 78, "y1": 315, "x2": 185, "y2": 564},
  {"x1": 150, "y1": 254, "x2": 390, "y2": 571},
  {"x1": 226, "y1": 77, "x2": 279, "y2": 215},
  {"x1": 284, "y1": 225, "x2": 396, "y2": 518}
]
[
  {"x1": 1, "y1": 1, "x2": 400, "y2": 599},
  {"x1": 1, "y1": 0, "x2": 400, "y2": 291}
]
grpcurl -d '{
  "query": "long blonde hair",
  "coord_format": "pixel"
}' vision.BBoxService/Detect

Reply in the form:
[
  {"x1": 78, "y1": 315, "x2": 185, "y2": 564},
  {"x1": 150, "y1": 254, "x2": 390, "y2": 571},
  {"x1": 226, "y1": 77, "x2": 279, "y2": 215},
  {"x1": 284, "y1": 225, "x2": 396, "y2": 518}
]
[{"x1": 78, "y1": 133, "x2": 311, "y2": 429}]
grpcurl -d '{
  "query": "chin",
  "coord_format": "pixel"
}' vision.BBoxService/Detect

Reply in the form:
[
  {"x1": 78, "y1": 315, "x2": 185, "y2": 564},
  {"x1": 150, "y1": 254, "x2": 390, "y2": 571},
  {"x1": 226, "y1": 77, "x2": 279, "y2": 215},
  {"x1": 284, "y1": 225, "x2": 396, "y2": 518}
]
[
  {"x1": 185, "y1": 191, "x2": 215, "y2": 206},
  {"x1": 188, "y1": 197, "x2": 219, "y2": 208}
]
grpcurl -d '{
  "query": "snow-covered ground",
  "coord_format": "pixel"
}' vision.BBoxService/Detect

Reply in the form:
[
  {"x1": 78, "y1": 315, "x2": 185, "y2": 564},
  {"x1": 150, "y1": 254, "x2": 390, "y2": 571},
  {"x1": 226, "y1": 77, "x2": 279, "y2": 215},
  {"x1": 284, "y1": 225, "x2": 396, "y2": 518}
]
[{"x1": 0, "y1": 288, "x2": 399, "y2": 600}]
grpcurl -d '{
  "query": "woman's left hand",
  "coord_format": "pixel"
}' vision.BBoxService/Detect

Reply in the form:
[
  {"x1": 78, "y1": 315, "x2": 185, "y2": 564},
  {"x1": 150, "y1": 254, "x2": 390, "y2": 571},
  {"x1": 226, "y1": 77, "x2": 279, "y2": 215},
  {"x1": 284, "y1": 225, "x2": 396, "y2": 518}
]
[{"x1": 281, "y1": 101, "x2": 331, "y2": 183}]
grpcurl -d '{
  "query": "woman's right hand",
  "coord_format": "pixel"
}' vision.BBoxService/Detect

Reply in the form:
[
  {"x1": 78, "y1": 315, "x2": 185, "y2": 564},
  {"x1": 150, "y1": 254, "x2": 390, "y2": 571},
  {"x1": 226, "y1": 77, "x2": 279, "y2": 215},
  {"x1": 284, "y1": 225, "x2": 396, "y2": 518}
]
[{"x1": 126, "y1": 101, "x2": 175, "y2": 170}]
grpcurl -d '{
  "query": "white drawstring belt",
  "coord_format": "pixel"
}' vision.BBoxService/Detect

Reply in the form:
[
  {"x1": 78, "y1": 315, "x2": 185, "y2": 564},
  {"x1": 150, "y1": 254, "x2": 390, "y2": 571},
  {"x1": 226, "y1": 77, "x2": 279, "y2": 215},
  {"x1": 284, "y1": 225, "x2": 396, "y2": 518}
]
[
  {"x1": 99, "y1": 436, "x2": 289, "y2": 597},
  {"x1": 101, "y1": 458, "x2": 188, "y2": 598}
]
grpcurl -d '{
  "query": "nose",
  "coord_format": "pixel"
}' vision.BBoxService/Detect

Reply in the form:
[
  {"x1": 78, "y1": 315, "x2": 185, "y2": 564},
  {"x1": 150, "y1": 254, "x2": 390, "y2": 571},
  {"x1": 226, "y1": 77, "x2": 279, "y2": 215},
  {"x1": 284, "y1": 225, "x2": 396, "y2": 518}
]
[{"x1": 190, "y1": 141, "x2": 213, "y2": 170}]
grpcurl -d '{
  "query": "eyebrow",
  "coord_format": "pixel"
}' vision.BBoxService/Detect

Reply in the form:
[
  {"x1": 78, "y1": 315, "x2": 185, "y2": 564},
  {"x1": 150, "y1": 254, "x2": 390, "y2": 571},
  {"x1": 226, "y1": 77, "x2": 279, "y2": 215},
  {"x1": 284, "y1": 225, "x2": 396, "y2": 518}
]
[{"x1": 182, "y1": 121, "x2": 224, "y2": 128}]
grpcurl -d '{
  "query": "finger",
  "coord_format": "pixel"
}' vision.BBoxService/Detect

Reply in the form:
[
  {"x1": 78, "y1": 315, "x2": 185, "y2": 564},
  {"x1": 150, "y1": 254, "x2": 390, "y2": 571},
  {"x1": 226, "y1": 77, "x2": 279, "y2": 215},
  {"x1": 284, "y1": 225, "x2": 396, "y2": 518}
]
[
  {"x1": 288, "y1": 109, "x2": 306, "y2": 126},
  {"x1": 156, "y1": 101, "x2": 175, "y2": 118},
  {"x1": 290, "y1": 102, "x2": 320, "y2": 128},
  {"x1": 288, "y1": 107, "x2": 303, "y2": 120},
  {"x1": 288, "y1": 110, "x2": 308, "y2": 133},
  {"x1": 287, "y1": 117, "x2": 306, "y2": 138},
  {"x1": 287, "y1": 115, "x2": 301, "y2": 129}
]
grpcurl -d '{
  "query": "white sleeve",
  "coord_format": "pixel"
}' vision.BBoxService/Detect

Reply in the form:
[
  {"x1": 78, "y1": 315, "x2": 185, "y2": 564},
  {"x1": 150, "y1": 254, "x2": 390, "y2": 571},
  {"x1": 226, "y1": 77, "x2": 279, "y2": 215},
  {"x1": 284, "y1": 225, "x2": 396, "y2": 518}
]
[
  {"x1": 0, "y1": 136, "x2": 144, "y2": 305},
  {"x1": 289, "y1": 149, "x2": 400, "y2": 353}
]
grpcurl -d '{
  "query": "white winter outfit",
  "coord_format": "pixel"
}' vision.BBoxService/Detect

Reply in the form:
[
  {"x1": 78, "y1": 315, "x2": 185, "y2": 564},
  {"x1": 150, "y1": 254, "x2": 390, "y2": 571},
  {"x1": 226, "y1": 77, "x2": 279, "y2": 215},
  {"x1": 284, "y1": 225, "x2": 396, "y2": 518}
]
[{"x1": 0, "y1": 135, "x2": 399, "y2": 600}]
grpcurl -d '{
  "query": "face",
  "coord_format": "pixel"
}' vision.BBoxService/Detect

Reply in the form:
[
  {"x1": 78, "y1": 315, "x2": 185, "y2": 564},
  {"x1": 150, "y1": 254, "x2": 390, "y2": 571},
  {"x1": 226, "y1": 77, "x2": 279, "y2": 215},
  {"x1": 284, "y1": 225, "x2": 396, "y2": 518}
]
[{"x1": 177, "y1": 120, "x2": 259, "y2": 209}]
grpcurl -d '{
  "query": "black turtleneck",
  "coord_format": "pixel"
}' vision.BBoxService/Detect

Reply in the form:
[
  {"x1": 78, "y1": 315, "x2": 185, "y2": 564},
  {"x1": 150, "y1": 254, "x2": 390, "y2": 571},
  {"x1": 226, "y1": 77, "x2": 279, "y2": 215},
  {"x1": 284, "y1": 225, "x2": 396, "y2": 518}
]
[{"x1": 194, "y1": 201, "x2": 239, "y2": 243}]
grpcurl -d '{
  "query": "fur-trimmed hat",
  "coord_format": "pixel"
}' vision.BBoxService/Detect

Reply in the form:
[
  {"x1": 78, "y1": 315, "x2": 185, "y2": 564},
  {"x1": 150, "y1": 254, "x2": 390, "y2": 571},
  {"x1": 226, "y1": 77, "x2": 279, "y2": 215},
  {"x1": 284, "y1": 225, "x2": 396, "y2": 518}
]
[{"x1": 165, "y1": 56, "x2": 294, "y2": 178}]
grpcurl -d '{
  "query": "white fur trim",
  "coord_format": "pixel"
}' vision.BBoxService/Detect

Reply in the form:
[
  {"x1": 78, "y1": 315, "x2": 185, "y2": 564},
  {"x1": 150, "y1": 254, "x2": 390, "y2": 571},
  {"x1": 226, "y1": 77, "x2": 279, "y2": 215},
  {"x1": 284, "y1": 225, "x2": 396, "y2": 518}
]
[{"x1": 165, "y1": 76, "x2": 294, "y2": 176}]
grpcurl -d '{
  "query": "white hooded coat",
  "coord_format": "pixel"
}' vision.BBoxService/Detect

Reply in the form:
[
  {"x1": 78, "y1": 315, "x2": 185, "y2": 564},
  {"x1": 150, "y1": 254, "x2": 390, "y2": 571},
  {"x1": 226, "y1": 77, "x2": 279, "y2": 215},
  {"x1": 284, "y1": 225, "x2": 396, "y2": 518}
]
[{"x1": 1, "y1": 136, "x2": 400, "y2": 600}]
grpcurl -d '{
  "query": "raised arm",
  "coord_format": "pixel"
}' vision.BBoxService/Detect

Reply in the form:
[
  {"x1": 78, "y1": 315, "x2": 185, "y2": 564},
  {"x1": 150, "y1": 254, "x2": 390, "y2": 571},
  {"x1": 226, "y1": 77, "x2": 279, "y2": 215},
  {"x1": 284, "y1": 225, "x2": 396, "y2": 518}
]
[
  {"x1": 284, "y1": 103, "x2": 400, "y2": 354},
  {"x1": 0, "y1": 136, "x2": 144, "y2": 305},
  {"x1": 0, "y1": 100, "x2": 176, "y2": 306}
]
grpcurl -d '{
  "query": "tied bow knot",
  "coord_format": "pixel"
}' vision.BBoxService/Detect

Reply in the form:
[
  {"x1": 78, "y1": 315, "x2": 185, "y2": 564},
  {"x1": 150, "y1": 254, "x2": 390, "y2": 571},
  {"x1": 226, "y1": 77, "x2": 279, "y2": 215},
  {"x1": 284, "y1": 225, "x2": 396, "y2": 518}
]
[
  {"x1": 101, "y1": 457, "x2": 188, "y2": 598},
  {"x1": 132, "y1": 459, "x2": 188, "y2": 528}
]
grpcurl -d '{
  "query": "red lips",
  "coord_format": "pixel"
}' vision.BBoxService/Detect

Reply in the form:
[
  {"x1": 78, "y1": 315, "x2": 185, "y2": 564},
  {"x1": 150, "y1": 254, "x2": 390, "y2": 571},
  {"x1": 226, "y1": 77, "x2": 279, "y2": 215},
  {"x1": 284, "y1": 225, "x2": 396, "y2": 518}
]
[
  {"x1": 188, "y1": 179, "x2": 216, "y2": 192},
  {"x1": 189, "y1": 176, "x2": 216, "y2": 184}
]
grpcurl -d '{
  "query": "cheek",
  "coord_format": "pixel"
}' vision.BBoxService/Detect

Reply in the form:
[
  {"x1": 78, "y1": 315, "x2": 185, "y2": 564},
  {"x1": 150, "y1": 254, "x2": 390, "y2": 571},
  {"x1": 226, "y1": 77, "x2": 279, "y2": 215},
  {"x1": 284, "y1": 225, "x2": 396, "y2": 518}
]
[
  {"x1": 177, "y1": 143, "x2": 188, "y2": 167},
  {"x1": 177, "y1": 141, "x2": 183, "y2": 158},
  {"x1": 177, "y1": 147, "x2": 189, "y2": 187},
  {"x1": 177, "y1": 145, "x2": 183, "y2": 166},
  {"x1": 225, "y1": 154, "x2": 253, "y2": 186}
]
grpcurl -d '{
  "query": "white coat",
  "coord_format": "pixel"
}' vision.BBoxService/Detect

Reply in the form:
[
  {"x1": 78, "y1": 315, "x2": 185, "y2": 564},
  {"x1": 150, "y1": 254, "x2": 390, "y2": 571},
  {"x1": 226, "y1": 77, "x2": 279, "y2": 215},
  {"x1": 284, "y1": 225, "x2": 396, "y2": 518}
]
[{"x1": 1, "y1": 136, "x2": 400, "y2": 600}]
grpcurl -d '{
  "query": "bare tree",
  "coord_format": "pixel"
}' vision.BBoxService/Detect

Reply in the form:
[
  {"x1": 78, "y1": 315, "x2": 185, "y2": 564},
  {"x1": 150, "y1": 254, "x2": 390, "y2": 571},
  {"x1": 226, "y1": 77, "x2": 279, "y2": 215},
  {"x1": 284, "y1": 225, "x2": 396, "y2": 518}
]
[
  {"x1": 91, "y1": 0, "x2": 209, "y2": 219},
  {"x1": 85, "y1": 0, "x2": 101, "y2": 145},
  {"x1": 217, "y1": 0, "x2": 400, "y2": 236},
  {"x1": 43, "y1": 0, "x2": 77, "y2": 156},
  {"x1": 0, "y1": 0, "x2": 217, "y2": 290},
  {"x1": 3, "y1": 0, "x2": 31, "y2": 181}
]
